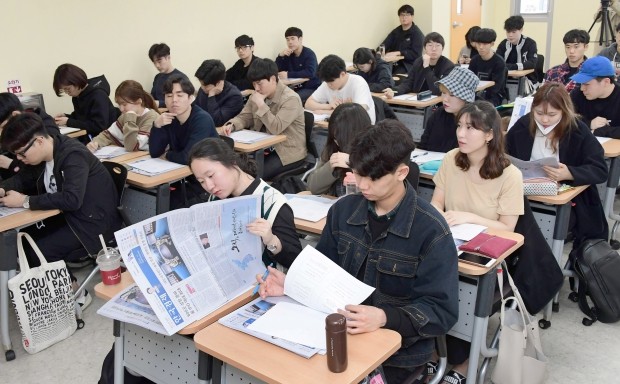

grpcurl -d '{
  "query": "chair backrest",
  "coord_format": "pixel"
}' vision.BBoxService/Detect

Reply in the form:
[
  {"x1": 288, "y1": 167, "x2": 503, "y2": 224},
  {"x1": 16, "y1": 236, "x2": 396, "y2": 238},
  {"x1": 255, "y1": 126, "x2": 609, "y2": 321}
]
[
  {"x1": 407, "y1": 162, "x2": 420, "y2": 192},
  {"x1": 303, "y1": 111, "x2": 319, "y2": 159},
  {"x1": 373, "y1": 96, "x2": 397, "y2": 122},
  {"x1": 535, "y1": 54, "x2": 545, "y2": 84},
  {"x1": 220, "y1": 135, "x2": 235, "y2": 149},
  {"x1": 101, "y1": 161, "x2": 127, "y2": 205}
]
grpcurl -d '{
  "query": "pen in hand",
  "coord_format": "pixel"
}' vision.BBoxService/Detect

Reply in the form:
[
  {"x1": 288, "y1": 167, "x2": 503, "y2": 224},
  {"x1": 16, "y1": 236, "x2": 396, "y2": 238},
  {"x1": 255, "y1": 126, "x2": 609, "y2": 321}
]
[{"x1": 253, "y1": 268, "x2": 270, "y2": 295}]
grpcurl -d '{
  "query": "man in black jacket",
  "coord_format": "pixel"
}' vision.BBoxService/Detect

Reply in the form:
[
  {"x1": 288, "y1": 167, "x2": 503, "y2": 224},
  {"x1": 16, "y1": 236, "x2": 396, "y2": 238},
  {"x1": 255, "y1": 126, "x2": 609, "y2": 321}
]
[
  {"x1": 380, "y1": 4, "x2": 424, "y2": 74},
  {"x1": 0, "y1": 113, "x2": 123, "y2": 308}
]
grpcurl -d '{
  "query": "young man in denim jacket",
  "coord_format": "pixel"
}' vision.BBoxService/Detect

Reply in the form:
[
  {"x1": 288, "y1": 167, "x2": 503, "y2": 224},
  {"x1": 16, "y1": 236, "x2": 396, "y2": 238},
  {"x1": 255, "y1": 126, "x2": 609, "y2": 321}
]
[{"x1": 257, "y1": 119, "x2": 459, "y2": 383}]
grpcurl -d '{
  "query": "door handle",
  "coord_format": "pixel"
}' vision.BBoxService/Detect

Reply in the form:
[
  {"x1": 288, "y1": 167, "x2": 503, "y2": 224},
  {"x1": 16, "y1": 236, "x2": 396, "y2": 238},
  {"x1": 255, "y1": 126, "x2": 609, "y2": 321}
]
[{"x1": 452, "y1": 21, "x2": 462, "y2": 28}]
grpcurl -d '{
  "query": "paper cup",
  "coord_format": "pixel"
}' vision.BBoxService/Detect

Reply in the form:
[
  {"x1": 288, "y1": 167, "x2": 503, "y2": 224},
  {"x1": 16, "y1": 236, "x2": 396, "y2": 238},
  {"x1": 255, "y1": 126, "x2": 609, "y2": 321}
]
[{"x1": 96, "y1": 247, "x2": 122, "y2": 285}]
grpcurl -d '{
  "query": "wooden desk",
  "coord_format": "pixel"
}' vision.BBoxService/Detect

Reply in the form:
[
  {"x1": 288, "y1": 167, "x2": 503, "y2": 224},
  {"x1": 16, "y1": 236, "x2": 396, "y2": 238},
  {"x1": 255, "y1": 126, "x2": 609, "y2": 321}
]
[
  {"x1": 507, "y1": 69, "x2": 535, "y2": 101},
  {"x1": 507, "y1": 69, "x2": 534, "y2": 78},
  {"x1": 195, "y1": 325, "x2": 400, "y2": 384},
  {"x1": 0, "y1": 209, "x2": 60, "y2": 361},
  {"x1": 122, "y1": 155, "x2": 192, "y2": 215},
  {"x1": 281, "y1": 78, "x2": 308, "y2": 87},
  {"x1": 233, "y1": 134, "x2": 287, "y2": 178},
  {"x1": 240, "y1": 89, "x2": 254, "y2": 97},
  {"x1": 477, "y1": 80, "x2": 495, "y2": 92},
  {"x1": 384, "y1": 55, "x2": 405, "y2": 64},
  {"x1": 67, "y1": 129, "x2": 87, "y2": 138},
  {"x1": 98, "y1": 149, "x2": 148, "y2": 164},
  {"x1": 95, "y1": 272, "x2": 257, "y2": 383}
]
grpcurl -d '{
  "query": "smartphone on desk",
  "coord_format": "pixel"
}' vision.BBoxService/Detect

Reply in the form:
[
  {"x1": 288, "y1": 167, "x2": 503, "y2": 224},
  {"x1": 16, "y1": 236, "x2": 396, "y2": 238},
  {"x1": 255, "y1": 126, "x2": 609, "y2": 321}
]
[{"x1": 458, "y1": 252, "x2": 495, "y2": 268}]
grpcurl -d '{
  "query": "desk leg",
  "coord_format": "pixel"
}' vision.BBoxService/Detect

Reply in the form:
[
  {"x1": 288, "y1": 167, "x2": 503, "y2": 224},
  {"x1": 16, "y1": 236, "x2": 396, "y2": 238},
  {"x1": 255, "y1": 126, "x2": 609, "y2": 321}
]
[
  {"x1": 0, "y1": 229, "x2": 17, "y2": 361},
  {"x1": 604, "y1": 157, "x2": 620, "y2": 220},
  {"x1": 422, "y1": 106, "x2": 433, "y2": 128},
  {"x1": 198, "y1": 351, "x2": 212, "y2": 384},
  {"x1": 467, "y1": 272, "x2": 496, "y2": 384},
  {"x1": 212, "y1": 357, "x2": 223, "y2": 384},
  {"x1": 114, "y1": 320, "x2": 125, "y2": 384},
  {"x1": 254, "y1": 150, "x2": 265, "y2": 179},
  {"x1": 155, "y1": 184, "x2": 171, "y2": 214}
]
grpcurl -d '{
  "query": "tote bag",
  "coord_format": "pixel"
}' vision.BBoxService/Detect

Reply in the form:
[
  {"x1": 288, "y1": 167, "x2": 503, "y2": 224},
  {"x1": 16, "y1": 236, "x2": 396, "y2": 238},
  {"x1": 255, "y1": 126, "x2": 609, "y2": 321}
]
[
  {"x1": 491, "y1": 268, "x2": 547, "y2": 384},
  {"x1": 7, "y1": 232, "x2": 77, "y2": 354}
]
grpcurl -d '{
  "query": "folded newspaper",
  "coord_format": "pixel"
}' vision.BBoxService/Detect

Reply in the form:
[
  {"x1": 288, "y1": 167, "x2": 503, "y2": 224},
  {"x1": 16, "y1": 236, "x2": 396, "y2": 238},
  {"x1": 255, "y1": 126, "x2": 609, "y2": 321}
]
[
  {"x1": 99, "y1": 195, "x2": 265, "y2": 335},
  {"x1": 508, "y1": 155, "x2": 559, "y2": 181}
]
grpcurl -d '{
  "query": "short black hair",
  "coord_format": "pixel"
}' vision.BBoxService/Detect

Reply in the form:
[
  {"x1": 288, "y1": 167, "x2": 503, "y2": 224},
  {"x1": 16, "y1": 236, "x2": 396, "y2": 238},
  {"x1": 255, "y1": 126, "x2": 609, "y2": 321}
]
[
  {"x1": 195, "y1": 60, "x2": 226, "y2": 86},
  {"x1": 189, "y1": 137, "x2": 257, "y2": 177},
  {"x1": 1, "y1": 112, "x2": 49, "y2": 153},
  {"x1": 504, "y1": 15, "x2": 524, "y2": 31},
  {"x1": 318, "y1": 55, "x2": 346, "y2": 82},
  {"x1": 398, "y1": 4, "x2": 414, "y2": 15},
  {"x1": 162, "y1": 75, "x2": 195, "y2": 95},
  {"x1": 348, "y1": 119, "x2": 415, "y2": 180},
  {"x1": 247, "y1": 58, "x2": 279, "y2": 83},
  {"x1": 52, "y1": 64, "x2": 88, "y2": 96},
  {"x1": 475, "y1": 28, "x2": 497, "y2": 44},
  {"x1": 563, "y1": 29, "x2": 590, "y2": 45},
  {"x1": 234, "y1": 34, "x2": 254, "y2": 47},
  {"x1": 284, "y1": 27, "x2": 303, "y2": 38},
  {"x1": 465, "y1": 26, "x2": 481, "y2": 47},
  {"x1": 148, "y1": 43, "x2": 170, "y2": 61},
  {"x1": 0, "y1": 92, "x2": 23, "y2": 125},
  {"x1": 424, "y1": 32, "x2": 445, "y2": 47}
]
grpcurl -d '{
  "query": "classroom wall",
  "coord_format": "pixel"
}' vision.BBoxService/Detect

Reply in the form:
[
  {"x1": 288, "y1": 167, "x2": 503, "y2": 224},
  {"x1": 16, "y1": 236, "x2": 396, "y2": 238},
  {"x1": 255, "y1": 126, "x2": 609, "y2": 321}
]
[{"x1": 0, "y1": 0, "x2": 405, "y2": 115}]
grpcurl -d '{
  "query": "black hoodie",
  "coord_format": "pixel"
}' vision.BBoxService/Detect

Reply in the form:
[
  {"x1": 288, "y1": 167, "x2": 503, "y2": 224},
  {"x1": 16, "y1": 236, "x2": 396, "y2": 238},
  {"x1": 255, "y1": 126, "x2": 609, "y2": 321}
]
[{"x1": 66, "y1": 75, "x2": 119, "y2": 136}]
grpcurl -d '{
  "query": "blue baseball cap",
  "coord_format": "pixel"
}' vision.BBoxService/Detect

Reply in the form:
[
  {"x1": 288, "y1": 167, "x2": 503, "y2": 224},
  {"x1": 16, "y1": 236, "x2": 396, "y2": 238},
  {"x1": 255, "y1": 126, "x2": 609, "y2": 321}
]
[{"x1": 570, "y1": 56, "x2": 615, "y2": 83}]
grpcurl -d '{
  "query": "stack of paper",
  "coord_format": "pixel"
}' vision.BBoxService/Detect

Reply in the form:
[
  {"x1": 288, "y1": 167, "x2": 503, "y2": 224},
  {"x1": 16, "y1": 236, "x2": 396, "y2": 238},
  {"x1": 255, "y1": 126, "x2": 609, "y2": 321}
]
[
  {"x1": 59, "y1": 126, "x2": 80, "y2": 135},
  {"x1": 230, "y1": 130, "x2": 272, "y2": 144},
  {"x1": 284, "y1": 194, "x2": 336, "y2": 222},
  {"x1": 94, "y1": 146, "x2": 129, "y2": 159},
  {"x1": 128, "y1": 158, "x2": 185, "y2": 176},
  {"x1": 450, "y1": 223, "x2": 487, "y2": 254},
  {"x1": 410, "y1": 149, "x2": 446, "y2": 165}
]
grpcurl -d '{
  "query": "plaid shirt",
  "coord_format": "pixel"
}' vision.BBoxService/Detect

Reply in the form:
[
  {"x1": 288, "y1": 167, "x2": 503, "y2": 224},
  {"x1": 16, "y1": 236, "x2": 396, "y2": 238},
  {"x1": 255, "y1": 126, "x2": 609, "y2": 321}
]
[{"x1": 544, "y1": 57, "x2": 586, "y2": 93}]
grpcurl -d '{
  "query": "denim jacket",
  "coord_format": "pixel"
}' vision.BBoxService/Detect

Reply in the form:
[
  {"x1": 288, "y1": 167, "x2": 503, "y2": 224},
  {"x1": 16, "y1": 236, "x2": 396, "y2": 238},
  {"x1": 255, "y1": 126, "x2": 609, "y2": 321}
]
[{"x1": 316, "y1": 184, "x2": 459, "y2": 368}]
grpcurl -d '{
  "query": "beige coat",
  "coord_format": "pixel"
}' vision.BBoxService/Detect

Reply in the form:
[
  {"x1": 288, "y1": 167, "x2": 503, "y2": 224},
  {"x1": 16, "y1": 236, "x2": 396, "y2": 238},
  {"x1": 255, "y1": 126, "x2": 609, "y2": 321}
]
[{"x1": 228, "y1": 82, "x2": 306, "y2": 165}]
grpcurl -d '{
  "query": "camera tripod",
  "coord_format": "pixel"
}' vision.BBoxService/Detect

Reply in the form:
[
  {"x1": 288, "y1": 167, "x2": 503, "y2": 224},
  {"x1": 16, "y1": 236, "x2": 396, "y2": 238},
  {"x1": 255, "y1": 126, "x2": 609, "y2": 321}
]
[{"x1": 589, "y1": 0, "x2": 615, "y2": 47}]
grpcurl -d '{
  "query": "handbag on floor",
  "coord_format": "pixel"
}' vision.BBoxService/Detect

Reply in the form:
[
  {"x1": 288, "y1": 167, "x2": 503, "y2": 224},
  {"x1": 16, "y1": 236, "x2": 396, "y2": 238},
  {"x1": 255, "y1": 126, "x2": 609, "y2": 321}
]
[
  {"x1": 8, "y1": 232, "x2": 77, "y2": 354},
  {"x1": 491, "y1": 268, "x2": 547, "y2": 384}
]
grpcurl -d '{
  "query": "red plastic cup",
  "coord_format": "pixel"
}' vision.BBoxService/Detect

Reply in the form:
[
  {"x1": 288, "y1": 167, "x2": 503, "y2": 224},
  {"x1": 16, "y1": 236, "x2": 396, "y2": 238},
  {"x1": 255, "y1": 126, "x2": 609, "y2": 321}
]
[{"x1": 97, "y1": 247, "x2": 122, "y2": 285}]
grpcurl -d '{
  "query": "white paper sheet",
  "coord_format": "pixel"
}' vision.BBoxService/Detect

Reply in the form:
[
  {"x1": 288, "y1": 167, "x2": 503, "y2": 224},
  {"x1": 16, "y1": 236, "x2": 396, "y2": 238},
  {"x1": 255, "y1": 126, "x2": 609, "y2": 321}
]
[
  {"x1": 410, "y1": 149, "x2": 446, "y2": 164},
  {"x1": 247, "y1": 301, "x2": 328, "y2": 350},
  {"x1": 450, "y1": 223, "x2": 487, "y2": 241},
  {"x1": 597, "y1": 136, "x2": 612, "y2": 144},
  {"x1": 284, "y1": 195, "x2": 335, "y2": 222},
  {"x1": 128, "y1": 158, "x2": 185, "y2": 176},
  {"x1": 94, "y1": 146, "x2": 129, "y2": 159},
  {"x1": 59, "y1": 126, "x2": 80, "y2": 134}
]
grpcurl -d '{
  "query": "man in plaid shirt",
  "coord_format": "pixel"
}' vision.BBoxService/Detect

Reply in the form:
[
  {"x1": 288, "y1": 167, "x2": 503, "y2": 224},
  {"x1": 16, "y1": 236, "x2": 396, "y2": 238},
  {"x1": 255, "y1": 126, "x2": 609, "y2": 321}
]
[{"x1": 544, "y1": 29, "x2": 590, "y2": 93}]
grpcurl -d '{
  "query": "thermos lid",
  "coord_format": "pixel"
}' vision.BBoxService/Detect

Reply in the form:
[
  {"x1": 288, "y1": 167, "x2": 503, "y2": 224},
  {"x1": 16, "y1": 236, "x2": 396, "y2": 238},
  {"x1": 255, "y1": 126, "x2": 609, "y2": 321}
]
[{"x1": 325, "y1": 313, "x2": 346, "y2": 330}]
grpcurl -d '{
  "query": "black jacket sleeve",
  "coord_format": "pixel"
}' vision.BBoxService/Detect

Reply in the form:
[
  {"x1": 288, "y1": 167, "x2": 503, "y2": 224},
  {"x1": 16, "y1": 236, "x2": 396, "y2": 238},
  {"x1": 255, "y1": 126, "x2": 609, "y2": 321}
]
[{"x1": 266, "y1": 204, "x2": 302, "y2": 268}]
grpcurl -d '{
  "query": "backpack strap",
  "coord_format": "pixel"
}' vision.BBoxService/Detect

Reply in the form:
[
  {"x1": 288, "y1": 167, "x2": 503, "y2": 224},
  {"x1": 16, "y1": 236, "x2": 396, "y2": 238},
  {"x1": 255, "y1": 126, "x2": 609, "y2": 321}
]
[{"x1": 577, "y1": 277, "x2": 598, "y2": 326}]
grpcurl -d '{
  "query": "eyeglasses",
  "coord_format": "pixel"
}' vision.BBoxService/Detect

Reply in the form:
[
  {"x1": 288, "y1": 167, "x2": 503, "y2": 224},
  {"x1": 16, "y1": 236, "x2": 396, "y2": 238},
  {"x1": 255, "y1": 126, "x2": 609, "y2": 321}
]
[
  {"x1": 13, "y1": 137, "x2": 38, "y2": 158},
  {"x1": 235, "y1": 45, "x2": 252, "y2": 51}
]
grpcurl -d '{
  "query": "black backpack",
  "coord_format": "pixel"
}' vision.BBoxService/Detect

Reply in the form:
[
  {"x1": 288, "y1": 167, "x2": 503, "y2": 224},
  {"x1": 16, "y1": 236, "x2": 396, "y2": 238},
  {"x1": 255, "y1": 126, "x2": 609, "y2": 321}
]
[
  {"x1": 270, "y1": 175, "x2": 307, "y2": 195},
  {"x1": 569, "y1": 239, "x2": 620, "y2": 325}
]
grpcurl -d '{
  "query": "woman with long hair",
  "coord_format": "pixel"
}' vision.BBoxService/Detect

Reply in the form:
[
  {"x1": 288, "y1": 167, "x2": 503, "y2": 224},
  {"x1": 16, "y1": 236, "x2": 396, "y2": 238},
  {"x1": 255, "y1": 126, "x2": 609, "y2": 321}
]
[
  {"x1": 430, "y1": 100, "x2": 524, "y2": 383},
  {"x1": 87, "y1": 80, "x2": 159, "y2": 152},
  {"x1": 189, "y1": 138, "x2": 301, "y2": 268},
  {"x1": 306, "y1": 103, "x2": 371, "y2": 196},
  {"x1": 506, "y1": 81, "x2": 608, "y2": 246}
]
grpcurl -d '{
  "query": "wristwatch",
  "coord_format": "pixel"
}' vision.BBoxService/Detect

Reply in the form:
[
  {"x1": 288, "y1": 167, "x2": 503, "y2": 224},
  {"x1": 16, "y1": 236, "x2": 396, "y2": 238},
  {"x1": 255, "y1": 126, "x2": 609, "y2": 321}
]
[
  {"x1": 266, "y1": 243, "x2": 278, "y2": 253},
  {"x1": 22, "y1": 196, "x2": 30, "y2": 209}
]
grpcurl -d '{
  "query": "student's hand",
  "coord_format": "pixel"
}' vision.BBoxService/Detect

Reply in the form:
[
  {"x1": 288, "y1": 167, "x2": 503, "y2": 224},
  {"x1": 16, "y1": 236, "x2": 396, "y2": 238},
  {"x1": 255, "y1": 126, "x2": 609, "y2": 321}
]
[
  {"x1": 342, "y1": 171, "x2": 357, "y2": 186},
  {"x1": 338, "y1": 304, "x2": 386, "y2": 334},
  {"x1": 383, "y1": 88, "x2": 395, "y2": 99},
  {"x1": 329, "y1": 97, "x2": 350, "y2": 110},
  {"x1": 219, "y1": 123, "x2": 234, "y2": 136},
  {"x1": 278, "y1": 71, "x2": 288, "y2": 79},
  {"x1": 442, "y1": 210, "x2": 475, "y2": 226},
  {"x1": 422, "y1": 53, "x2": 431, "y2": 68},
  {"x1": 247, "y1": 218, "x2": 275, "y2": 243},
  {"x1": 0, "y1": 190, "x2": 27, "y2": 208},
  {"x1": 86, "y1": 141, "x2": 99, "y2": 153},
  {"x1": 329, "y1": 152, "x2": 350, "y2": 169},
  {"x1": 257, "y1": 266, "x2": 286, "y2": 298},
  {"x1": 0, "y1": 155, "x2": 13, "y2": 170},
  {"x1": 208, "y1": 81, "x2": 225, "y2": 97},
  {"x1": 250, "y1": 90, "x2": 268, "y2": 107},
  {"x1": 54, "y1": 115, "x2": 68, "y2": 126},
  {"x1": 0, "y1": 188, "x2": 5, "y2": 198},
  {"x1": 590, "y1": 116, "x2": 611, "y2": 130},
  {"x1": 279, "y1": 48, "x2": 293, "y2": 57},
  {"x1": 154, "y1": 112, "x2": 176, "y2": 128},
  {"x1": 543, "y1": 163, "x2": 574, "y2": 182}
]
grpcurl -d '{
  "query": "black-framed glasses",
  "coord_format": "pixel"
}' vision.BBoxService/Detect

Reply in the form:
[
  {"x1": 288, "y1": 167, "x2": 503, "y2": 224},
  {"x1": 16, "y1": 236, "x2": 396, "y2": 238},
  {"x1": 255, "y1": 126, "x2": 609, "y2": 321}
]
[
  {"x1": 235, "y1": 45, "x2": 252, "y2": 51},
  {"x1": 13, "y1": 137, "x2": 38, "y2": 157}
]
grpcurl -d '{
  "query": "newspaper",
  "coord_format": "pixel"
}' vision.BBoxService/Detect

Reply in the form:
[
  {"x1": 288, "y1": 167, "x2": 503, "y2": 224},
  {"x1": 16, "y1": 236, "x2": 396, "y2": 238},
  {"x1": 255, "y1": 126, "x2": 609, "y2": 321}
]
[
  {"x1": 218, "y1": 296, "x2": 324, "y2": 358},
  {"x1": 507, "y1": 96, "x2": 533, "y2": 131},
  {"x1": 97, "y1": 284, "x2": 167, "y2": 334},
  {"x1": 110, "y1": 195, "x2": 265, "y2": 335},
  {"x1": 508, "y1": 155, "x2": 559, "y2": 181}
]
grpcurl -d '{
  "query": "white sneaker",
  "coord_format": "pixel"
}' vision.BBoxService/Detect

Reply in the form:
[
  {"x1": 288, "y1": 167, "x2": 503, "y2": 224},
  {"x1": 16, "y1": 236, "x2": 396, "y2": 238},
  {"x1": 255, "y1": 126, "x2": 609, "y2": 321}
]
[{"x1": 75, "y1": 289, "x2": 92, "y2": 310}]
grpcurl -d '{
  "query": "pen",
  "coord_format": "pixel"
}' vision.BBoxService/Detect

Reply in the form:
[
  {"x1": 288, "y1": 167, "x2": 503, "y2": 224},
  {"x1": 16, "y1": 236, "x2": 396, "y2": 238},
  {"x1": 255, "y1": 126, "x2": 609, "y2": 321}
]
[
  {"x1": 253, "y1": 268, "x2": 270, "y2": 295},
  {"x1": 88, "y1": 134, "x2": 93, "y2": 141},
  {"x1": 411, "y1": 151, "x2": 428, "y2": 159}
]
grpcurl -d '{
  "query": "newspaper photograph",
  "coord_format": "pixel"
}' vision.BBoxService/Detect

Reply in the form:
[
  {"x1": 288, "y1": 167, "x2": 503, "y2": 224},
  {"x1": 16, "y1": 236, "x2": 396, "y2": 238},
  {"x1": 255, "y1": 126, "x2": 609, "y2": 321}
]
[
  {"x1": 97, "y1": 283, "x2": 167, "y2": 335},
  {"x1": 218, "y1": 296, "x2": 324, "y2": 359},
  {"x1": 114, "y1": 195, "x2": 265, "y2": 335}
]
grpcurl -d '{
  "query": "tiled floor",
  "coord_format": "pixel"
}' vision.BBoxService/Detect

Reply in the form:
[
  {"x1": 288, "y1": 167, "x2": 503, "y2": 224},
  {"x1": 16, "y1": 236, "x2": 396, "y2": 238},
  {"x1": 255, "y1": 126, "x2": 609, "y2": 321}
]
[{"x1": 1, "y1": 230, "x2": 619, "y2": 383}]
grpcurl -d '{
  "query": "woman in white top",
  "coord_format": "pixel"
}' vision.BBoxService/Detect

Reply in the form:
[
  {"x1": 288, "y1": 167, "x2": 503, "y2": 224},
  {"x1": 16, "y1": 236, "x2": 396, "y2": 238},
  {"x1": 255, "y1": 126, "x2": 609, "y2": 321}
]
[{"x1": 87, "y1": 80, "x2": 159, "y2": 152}]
